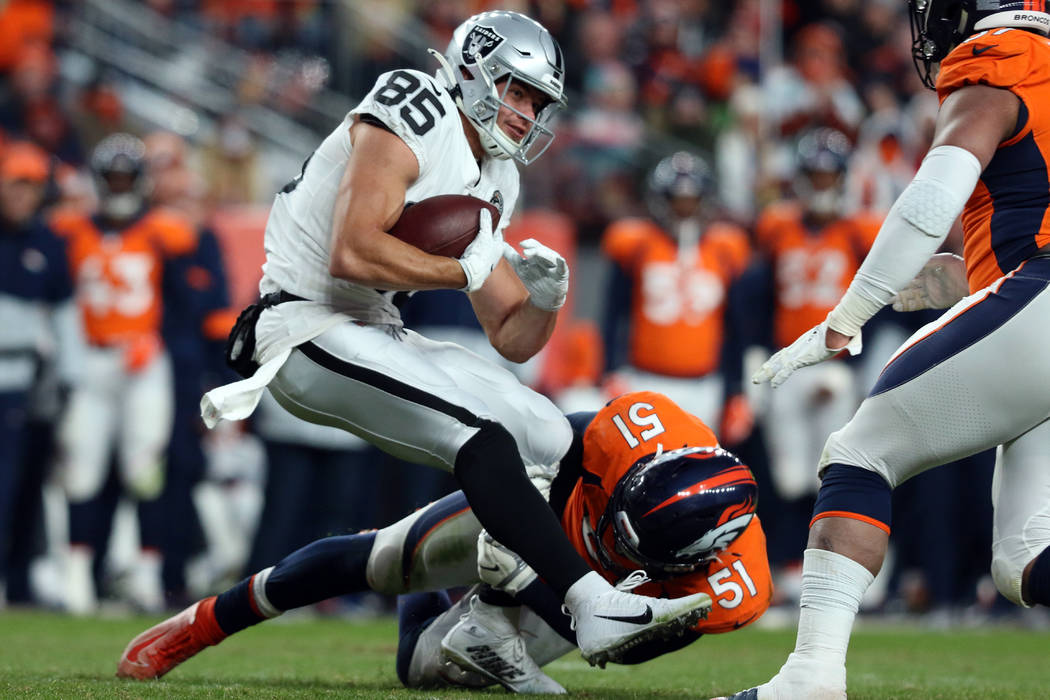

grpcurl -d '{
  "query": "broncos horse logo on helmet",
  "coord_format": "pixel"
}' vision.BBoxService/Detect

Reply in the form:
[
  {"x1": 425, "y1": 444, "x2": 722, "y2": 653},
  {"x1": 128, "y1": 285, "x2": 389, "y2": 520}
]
[
  {"x1": 428, "y1": 10, "x2": 566, "y2": 165},
  {"x1": 590, "y1": 447, "x2": 758, "y2": 580},
  {"x1": 910, "y1": 0, "x2": 1050, "y2": 89}
]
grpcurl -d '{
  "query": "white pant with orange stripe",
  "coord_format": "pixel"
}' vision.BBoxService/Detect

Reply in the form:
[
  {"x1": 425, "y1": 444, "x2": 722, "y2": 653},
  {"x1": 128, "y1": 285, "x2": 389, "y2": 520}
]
[
  {"x1": 819, "y1": 257, "x2": 1050, "y2": 605},
  {"x1": 58, "y1": 345, "x2": 173, "y2": 502}
]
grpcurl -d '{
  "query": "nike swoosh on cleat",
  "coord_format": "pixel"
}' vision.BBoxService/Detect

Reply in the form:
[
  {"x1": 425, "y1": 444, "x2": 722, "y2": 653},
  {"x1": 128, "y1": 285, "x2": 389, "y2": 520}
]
[
  {"x1": 972, "y1": 44, "x2": 997, "y2": 55},
  {"x1": 594, "y1": 605, "x2": 653, "y2": 624},
  {"x1": 124, "y1": 630, "x2": 166, "y2": 666}
]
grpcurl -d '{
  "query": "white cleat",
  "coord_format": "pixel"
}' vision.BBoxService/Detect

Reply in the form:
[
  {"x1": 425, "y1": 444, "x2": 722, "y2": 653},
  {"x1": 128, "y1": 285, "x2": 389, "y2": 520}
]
[
  {"x1": 441, "y1": 596, "x2": 566, "y2": 694},
  {"x1": 710, "y1": 654, "x2": 847, "y2": 700},
  {"x1": 567, "y1": 571, "x2": 711, "y2": 669}
]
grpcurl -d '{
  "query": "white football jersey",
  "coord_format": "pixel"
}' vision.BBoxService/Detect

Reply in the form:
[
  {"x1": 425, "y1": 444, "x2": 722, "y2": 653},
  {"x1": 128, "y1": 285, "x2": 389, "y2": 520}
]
[{"x1": 260, "y1": 68, "x2": 520, "y2": 324}]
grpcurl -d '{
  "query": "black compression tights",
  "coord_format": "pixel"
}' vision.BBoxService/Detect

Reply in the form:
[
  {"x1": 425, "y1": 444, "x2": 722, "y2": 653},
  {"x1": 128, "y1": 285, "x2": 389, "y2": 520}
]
[{"x1": 453, "y1": 420, "x2": 590, "y2": 598}]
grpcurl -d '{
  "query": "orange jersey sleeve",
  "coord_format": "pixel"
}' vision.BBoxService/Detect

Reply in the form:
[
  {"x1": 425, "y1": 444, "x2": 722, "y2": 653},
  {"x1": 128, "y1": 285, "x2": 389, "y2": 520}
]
[
  {"x1": 706, "y1": 222, "x2": 752, "y2": 278},
  {"x1": 601, "y1": 218, "x2": 660, "y2": 271},
  {"x1": 754, "y1": 202, "x2": 801, "y2": 254},
  {"x1": 143, "y1": 208, "x2": 198, "y2": 258},
  {"x1": 847, "y1": 212, "x2": 882, "y2": 254},
  {"x1": 938, "y1": 29, "x2": 1050, "y2": 290}
]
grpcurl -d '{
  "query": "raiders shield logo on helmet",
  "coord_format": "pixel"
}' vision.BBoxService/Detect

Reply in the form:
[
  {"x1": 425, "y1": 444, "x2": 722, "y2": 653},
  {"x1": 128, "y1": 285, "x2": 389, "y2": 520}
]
[{"x1": 462, "y1": 25, "x2": 505, "y2": 64}]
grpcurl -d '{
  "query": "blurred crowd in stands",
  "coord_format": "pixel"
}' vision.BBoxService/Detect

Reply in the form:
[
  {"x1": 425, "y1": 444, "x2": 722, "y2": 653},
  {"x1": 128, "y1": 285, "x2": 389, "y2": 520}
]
[{"x1": 0, "y1": 0, "x2": 1039, "y2": 628}]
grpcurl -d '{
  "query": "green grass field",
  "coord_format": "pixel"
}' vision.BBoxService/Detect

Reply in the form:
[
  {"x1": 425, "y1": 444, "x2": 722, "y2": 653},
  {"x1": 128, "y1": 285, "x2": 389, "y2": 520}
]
[{"x1": 0, "y1": 610, "x2": 1045, "y2": 699}]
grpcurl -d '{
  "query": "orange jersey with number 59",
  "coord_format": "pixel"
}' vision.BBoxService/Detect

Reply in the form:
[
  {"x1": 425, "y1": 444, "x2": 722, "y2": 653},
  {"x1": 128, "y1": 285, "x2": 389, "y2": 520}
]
[
  {"x1": 602, "y1": 219, "x2": 750, "y2": 377},
  {"x1": 51, "y1": 208, "x2": 196, "y2": 346},
  {"x1": 561, "y1": 391, "x2": 772, "y2": 634}
]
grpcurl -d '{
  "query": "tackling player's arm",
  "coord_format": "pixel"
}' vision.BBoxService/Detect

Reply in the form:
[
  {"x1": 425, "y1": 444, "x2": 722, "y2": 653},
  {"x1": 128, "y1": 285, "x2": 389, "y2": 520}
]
[
  {"x1": 328, "y1": 121, "x2": 470, "y2": 291},
  {"x1": 824, "y1": 83, "x2": 1018, "y2": 347}
]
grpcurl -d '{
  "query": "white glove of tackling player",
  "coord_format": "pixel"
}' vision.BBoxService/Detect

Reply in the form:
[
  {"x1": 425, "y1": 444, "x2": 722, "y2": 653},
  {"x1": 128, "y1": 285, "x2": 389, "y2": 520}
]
[
  {"x1": 890, "y1": 253, "x2": 969, "y2": 312},
  {"x1": 503, "y1": 238, "x2": 569, "y2": 311},
  {"x1": 458, "y1": 209, "x2": 504, "y2": 293},
  {"x1": 752, "y1": 319, "x2": 863, "y2": 389},
  {"x1": 476, "y1": 530, "x2": 537, "y2": 596}
]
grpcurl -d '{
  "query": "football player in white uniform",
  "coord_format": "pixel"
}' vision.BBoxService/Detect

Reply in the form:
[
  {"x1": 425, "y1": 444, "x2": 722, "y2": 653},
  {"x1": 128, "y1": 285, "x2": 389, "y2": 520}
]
[
  {"x1": 115, "y1": 10, "x2": 711, "y2": 682},
  {"x1": 716, "y1": 1, "x2": 1050, "y2": 698}
]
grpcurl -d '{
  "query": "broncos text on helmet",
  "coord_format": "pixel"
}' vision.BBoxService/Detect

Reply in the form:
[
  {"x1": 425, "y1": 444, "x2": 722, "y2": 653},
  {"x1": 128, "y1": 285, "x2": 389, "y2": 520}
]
[
  {"x1": 910, "y1": 0, "x2": 1050, "y2": 89},
  {"x1": 429, "y1": 10, "x2": 566, "y2": 165}
]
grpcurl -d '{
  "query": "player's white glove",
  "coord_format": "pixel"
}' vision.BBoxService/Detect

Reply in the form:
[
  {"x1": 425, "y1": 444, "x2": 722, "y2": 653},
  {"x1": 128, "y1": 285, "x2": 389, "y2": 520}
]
[
  {"x1": 458, "y1": 209, "x2": 504, "y2": 293},
  {"x1": 477, "y1": 530, "x2": 537, "y2": 596},
  {"x1": 752, "y1": 319, "x2": 862, "y2": 389},
  {"x1": 525, "y1": 462, "x2": 558, "y2": 501},
  {"x1": 890, "y1": 253, "x2": 969, "y2": 312},
  {"x1": 503, "y1": 238, "x2": 569, "y2": 311}
]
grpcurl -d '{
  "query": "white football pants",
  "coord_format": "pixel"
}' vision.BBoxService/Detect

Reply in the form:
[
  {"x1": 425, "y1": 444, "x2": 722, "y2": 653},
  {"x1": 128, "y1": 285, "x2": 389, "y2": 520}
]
[
  {"x1": 820, "y1": 258, "x2": 1050, "y2": 605},
  {"x1": 59, "y1": 346, "x2": 173, "y2": 502},
  {"x1": 267, "y1": 321, "x2": 572, "y2": 473}
]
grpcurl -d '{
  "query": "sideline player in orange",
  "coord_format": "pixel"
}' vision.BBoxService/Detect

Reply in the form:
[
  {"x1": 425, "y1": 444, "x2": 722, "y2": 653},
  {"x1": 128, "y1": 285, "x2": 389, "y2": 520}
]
[
  {"x1": 601, "y1": 153, "x2": 751, "y2": 438},
  {"x1": 50, "y1": 133, "x2": 198, "y2": 614},
  {"x1": 717, "y1": 2, "x2": 1050, "y2": 698},
  {"x1": 116, "y1": 391, "x2": 771, "y2": 693}
]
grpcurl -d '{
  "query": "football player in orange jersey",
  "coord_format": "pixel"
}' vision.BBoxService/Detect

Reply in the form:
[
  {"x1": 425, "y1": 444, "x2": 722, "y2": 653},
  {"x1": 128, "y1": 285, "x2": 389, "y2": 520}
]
[
  {"x1": 716, "y1": 2, "x2": 1050, "y2": 699},
  {"x1": 50, "y1": 133, "x2": 198, "y2": 615},
  {"x1": 115, "y1": 391, "x2": 771, "y2": 692},
  {"x1": 400, "y1": 391, "x2": 771, "y2": 693},
  {"x1": 601, "y1": 152, "x2": 752, "y2": 441},
  {"x1": 741, "y1": 129, "x2": 880, "y2": 558}
]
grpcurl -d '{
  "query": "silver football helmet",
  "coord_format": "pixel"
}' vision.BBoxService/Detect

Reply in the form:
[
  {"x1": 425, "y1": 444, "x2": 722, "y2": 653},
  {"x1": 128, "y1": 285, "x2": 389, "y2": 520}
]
[
  {"x1": 90, "y1": 132, "x2": 151, "y2": 221},
  {"x1": 430, "y1": 11, "x2": 566, "y2": 165}
]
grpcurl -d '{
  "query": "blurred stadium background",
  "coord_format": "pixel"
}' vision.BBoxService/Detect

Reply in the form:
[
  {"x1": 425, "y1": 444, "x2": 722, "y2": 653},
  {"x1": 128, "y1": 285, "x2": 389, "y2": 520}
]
[{"x1": 0, "y1": 0, "x2": 1046, "y2": 677}]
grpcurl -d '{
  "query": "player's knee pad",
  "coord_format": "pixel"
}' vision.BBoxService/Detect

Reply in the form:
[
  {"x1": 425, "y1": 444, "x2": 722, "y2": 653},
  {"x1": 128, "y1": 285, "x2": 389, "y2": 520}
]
[
  {"x1": 122, "y1": 454, "x2": 166, "y2": 501},
  {"x1": 811, "y1": 463, "x2": 892, "y2": 534},
  {"x1": 61, "y1": 458, "x2": 108, "y2": 503},
  {"x1": 991, "y1": 507, "x2": 1050, "y2": 607},
  {"x1": 368, "y1": 515, "x2": 416, "y2": 595}
]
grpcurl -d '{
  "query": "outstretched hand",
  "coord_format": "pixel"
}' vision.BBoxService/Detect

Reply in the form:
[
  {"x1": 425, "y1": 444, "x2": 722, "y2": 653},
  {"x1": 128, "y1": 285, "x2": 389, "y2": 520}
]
[{"x1": 752, "y1": 320, "x2": 862, "y2": 388}]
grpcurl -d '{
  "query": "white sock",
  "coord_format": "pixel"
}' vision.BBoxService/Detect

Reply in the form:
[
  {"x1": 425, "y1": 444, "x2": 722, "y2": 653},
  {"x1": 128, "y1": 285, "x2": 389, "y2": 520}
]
[
  {"x1": 790, "y1": 548, "x2": 874, "y2": 666},
  {"x1": 563, "y1": 571, "x2": 614, "y2": 612}
]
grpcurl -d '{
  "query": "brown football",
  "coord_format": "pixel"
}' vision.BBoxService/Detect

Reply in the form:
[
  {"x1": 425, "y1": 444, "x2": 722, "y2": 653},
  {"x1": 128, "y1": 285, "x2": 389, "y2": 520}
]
[{"x1": 388, "y1": 194, "x2": 500, "y2": 258}]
